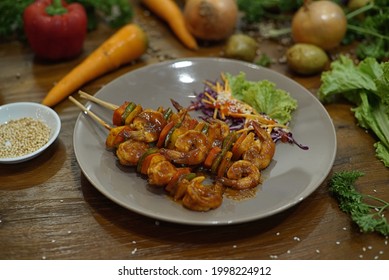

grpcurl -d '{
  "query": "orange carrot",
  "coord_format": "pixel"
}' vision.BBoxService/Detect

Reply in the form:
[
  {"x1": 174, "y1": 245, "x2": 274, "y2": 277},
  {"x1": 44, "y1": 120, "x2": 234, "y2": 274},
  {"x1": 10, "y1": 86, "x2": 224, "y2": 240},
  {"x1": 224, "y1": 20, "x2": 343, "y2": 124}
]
[
  {"x1": 141, "y1": 0, "x2": 198, "y2": 50},
  {"x1": 42, "y1": 24, "x2": 148, "y2": 107}
]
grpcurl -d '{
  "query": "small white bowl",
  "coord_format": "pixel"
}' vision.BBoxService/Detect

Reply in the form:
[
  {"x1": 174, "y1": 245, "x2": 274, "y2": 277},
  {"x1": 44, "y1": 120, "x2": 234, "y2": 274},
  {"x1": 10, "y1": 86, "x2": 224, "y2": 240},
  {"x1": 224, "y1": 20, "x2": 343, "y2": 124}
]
[{"x1": 0, "y1": 102, "x2": 61, "y2": 164}]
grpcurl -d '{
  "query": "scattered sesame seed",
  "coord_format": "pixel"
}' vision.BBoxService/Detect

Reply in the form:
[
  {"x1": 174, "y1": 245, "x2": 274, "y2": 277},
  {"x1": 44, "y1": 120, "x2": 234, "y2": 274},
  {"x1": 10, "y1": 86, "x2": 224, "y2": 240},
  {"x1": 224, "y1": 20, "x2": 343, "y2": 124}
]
[
  {"x1": 343, "y1": 227, "x2": 347, "y2": 231},
  {"x1": 385, "y1": 240, "x2": 388, "y2": 245},
  {"x1": 379, "y1": 251, "x2": 384, "y2": 255},
  {"x1": 51, "y1": 240, "x2": 56, "y2": 243},
  {"x1": 362, "y1": 247, "x2": 367, "y2": 252},
  {"x1": 359, "y1": 255, "x2": 363, "y2": 259},
  {"x1": 373, "y1": 189, "x2": 377, "y2": 193},
  {"x1": 269, "y1": 255, "x2": 278, "y2": 259},
  {"x1": 131, "y1": 248, "x2": 137, "y2": 255},
  {"x1": 293, "y1": 236, "x2": 300, "y2": 242},
  {"x1": 276, "y1": 232, "x2": 280, "y2": 236},
  {"x1": 132, "y1": 241, "x2": 137, "y2": 244},
  {"x1": 368, "y1": 246, "x2": 373, "y2": 250},
  {"x1": 42, "y1": 256, "x2": 46, "y2": 260},
  {"x1": 336, "y1": 241, "x2": 340, "y2": 245},
  {"x1": 286, "y1": 250, "x2": 291, "y2": 254},
  {"x1": 233, "y1": 245, "x2": 237, "y2": 248},
  {"x1": 374, "y1": 256, "x2": 379, "y2": 260},
  {"x1": 316, "y1": 249, "x2": 320, "y2": 254},
  {"x1": 60, "y1": 200, "x2": 64, "y2": 203},
  {"x1": 67, "y1": 231, "x2": 72, "y2": 234}
]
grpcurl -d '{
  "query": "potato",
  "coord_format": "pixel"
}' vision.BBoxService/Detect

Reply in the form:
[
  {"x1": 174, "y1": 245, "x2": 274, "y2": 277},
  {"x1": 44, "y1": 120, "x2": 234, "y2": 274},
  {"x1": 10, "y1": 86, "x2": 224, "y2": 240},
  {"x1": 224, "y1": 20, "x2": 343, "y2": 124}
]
[
  {"x1": 286, "y1": 43, "x2": 329, "y2": 75},
  {"x1": 224, "y1": 34, "x2": 258, "y2": 62}
]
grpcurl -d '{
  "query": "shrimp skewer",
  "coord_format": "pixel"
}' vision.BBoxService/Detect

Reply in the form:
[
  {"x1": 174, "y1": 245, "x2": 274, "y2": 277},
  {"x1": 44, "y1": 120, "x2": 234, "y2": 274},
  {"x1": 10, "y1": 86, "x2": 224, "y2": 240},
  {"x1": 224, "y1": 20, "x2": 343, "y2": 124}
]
[{"x1": 70, "y1": 94, "x2": 279, "y2": 212}]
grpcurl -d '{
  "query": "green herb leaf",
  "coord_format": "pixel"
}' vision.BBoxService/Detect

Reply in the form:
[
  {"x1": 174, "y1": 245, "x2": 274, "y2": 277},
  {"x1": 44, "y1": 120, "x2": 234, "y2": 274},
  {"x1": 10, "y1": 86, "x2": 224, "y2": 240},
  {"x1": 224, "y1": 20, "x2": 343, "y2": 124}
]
[{"x1": 329, "y1": 171, "x2": 389, "y2": 236}]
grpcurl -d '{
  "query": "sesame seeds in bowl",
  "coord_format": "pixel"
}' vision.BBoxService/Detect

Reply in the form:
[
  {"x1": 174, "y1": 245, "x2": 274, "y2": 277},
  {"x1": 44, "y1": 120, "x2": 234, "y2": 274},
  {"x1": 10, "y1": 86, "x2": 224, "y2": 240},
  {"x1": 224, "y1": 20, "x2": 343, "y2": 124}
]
[{"x1": 0, "y1": 102, "x2": 61, "y2": 164}]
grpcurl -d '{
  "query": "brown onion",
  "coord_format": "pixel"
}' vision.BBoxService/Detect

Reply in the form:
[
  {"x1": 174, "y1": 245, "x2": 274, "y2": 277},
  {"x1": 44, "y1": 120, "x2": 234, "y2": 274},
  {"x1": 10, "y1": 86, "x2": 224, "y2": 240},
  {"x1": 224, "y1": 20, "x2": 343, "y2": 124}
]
[
  {"x1": 291, "y1": 0, "x2": 347, "y2": 50},
  {"x1": 183, "y1": 0, "x2": 238, "y2": 41}
]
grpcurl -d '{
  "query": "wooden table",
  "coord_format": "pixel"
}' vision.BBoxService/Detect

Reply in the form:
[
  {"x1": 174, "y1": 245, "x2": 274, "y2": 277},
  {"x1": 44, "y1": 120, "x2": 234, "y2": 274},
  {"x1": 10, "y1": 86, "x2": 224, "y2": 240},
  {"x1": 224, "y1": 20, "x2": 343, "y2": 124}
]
[{"x1": 1, "y1": 2, "x2": 389, "y2": 260}]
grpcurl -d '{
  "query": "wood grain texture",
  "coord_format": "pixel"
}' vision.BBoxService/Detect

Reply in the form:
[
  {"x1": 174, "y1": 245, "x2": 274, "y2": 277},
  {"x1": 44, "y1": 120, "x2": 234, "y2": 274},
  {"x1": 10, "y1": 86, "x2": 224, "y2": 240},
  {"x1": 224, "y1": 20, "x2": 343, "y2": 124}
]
[{"x1": 1, "y1": 2, "x2": 388, "y2": 260}]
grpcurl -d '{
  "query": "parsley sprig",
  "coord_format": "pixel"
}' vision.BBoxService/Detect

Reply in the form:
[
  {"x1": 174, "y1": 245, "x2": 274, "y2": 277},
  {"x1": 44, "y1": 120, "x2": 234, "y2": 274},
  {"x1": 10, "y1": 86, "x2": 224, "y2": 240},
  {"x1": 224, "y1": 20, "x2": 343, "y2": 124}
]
[{"x1": 329, "y1": 171, "x2": 389, "y2": 236}]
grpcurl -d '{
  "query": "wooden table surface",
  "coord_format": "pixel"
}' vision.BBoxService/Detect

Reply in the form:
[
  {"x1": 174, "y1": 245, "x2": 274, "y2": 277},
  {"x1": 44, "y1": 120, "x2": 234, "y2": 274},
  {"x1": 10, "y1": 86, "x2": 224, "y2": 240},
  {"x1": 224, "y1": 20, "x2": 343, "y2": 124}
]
[{"x1": 1, "y1": 2, "x2": 389, "y2": 260}]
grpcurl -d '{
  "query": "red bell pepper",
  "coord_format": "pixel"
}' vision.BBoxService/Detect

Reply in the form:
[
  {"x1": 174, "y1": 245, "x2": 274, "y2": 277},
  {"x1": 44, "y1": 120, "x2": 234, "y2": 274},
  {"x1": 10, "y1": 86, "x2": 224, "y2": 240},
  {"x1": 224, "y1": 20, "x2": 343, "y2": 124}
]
[{"x1": 23, "y1": 0, "x2": 87, "y2": 61}]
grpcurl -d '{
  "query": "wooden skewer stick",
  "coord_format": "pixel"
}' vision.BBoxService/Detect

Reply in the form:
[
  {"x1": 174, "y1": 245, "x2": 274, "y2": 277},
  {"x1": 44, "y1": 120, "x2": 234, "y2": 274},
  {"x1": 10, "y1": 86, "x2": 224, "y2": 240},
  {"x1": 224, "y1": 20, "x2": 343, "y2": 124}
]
[
  {"x1": 68, "y1": 96, "x2": 112, "y2": 131},
  {"x1": 78, "y1": 90, "x2": 118, "y2": 111}
]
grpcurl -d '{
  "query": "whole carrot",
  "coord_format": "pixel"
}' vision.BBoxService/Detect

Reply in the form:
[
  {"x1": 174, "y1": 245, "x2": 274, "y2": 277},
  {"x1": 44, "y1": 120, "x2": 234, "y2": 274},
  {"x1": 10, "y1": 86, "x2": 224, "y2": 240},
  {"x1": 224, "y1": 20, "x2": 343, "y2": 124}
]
[
  {"x1": 42, "y1": 24, "x2": 148, "y2": 107},
  {"x1": 141, "y1": 0, "x2": 198, "y2": 50}
]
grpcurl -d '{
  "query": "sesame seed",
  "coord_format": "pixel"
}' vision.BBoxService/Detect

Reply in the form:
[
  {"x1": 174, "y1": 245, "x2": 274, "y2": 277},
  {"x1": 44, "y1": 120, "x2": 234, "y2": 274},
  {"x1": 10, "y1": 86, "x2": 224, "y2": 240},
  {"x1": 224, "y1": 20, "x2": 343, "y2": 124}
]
[
  {"x1": 343, "y1": 227, "x2": 347, "y2": 231},
  {"x1": 132, "y1": 241, "x2": 137, "y2": 244},
  {"x1": 293, "y1": 236, "x2": 300, "y2": 242},
  {"x1": 336, "y1": 241, "x2": 340, "y2": 245},
  {"x1": 67, "y1": 231, "x2": 72, "y2": 234},
  {"x1": 359, "y1": 255, "x2": 363, "y2": 259},
  {"x1": 316, "y1": 249, "x2": 320, "y2": 254},
  {"x1": 379, "y1": 251, "x2": 384, "y2": 255},
  {"x1": 374, "y1": 256, "x2": 379, "y2": 260},
  {"x1": 286, "y1": 250, "x2": 291, "y2": 254},
  {"x1": 269, "y1": 255, "x2": 278, "y2": 259},
  {"x1": 362, "y1": 247, "x2": 366, "y2": 252},
  {"x1": 233, "y1": 245, "x2": 237, "y2": 248},
  {"x1": 368, "y1": 246, "x2": 373, "y2": 250},
  {"x1": 0, "y1": 117, "x2": 50, "y2": 158},
  {"x1": 276, "y1": 232, "x2": 280, "y2": 236},
  {"x1": 131, "y1": 248, "x2": 137, "y2": 255},
  {"x1": 51, "y1": 240, "x2": 56, "y2": 243}
]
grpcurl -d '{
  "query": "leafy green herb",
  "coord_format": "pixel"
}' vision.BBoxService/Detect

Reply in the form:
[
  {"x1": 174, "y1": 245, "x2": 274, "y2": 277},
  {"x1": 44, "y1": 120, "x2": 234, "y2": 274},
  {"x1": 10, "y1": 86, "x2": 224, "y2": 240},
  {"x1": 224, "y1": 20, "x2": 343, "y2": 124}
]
[
  {"x1": 237, "y1": 0, "x2": 303, "y2": 23},
  {"x1": 71, "y1": 0, "x2": 133, "y2": 30},
  {"x1": 345, "y1": 1, "x2": 389, "y2": 61},
  {"x1": 319, "y1": 55, "x2": 389, "y2": 167},
  {"x1": 226, "y1": 72, "x2": 297, "y2": 124},
  {"x1": 0, "y1": 0, "x2": 133, "y2": 39},
  {"x1": 329, "y1": 171, "x2": 389, "y2": 236},
  {"x1": 255, "y1": 53, "x2": 272, "y2": 68}
]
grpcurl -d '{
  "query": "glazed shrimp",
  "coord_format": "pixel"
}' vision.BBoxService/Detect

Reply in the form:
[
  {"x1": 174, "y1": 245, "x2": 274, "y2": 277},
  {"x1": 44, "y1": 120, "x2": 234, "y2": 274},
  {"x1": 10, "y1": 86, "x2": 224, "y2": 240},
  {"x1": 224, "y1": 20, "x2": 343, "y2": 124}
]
[
  {"x1": 207, "y1": 119, "x2": 230, "y2": 147},
  {"x1": 218, "y1": 160, "x2": 261, "y2": 190},
  {"x1": 116, "y1": 139, "x2": 150, "y2": 166},
  {"x1": 160, "y1": 130, "x2": 208, "y2": 165},
  {"x1": 147, "y1": 154, "x2": 177, "y2": 186},
  {"x1": 243, "y1": 122, "x2": 275, "y2": 170},
  {"x1": 182, "y1": 177, "x2": 224, "y2": 211},
  {"x1": 126, "y1": 109, "x2": 167, "y2": 142}
]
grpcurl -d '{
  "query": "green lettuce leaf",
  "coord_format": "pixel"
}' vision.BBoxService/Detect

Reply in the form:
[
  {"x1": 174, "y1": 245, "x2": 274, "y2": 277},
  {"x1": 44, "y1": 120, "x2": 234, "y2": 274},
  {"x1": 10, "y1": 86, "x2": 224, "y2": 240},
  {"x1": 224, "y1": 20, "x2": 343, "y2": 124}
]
[
  {"x1": 226, "y1": 72, "x2": 297, "y2": 125},
  {"x1": 319, "y1": 55, "x2": 389, "y2": 167}
]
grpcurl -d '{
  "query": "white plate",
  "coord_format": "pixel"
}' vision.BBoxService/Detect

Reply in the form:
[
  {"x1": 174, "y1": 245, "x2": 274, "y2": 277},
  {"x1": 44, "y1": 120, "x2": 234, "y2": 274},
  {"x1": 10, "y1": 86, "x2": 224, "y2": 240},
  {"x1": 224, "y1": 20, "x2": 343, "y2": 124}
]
[
  {"x1": 0, "y1": 102, "x2": 61, "y2": 164},
  {"x1": 73, "y1": 58, "x2": 336, "y2": 225}
]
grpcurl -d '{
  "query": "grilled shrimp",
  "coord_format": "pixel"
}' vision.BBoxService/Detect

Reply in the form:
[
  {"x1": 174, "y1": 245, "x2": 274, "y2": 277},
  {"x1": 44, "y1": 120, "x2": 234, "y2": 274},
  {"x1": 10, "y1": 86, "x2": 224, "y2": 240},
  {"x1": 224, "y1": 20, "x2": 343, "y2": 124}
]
[
  {"x1": 160, "y1": 130, "x2": 208, "y2": 165},
  {"x1": 126, "y1": 109, "x2": 167, "y2": 142},
  {"x1": 116, "y1": 139, "x2": 150, "y2": 166},
  {"x1": 243, "y1": 122, "x2": 275, "y2": 170},
  {"x1": 218, "y1": 160, "x2": 261, "y2": 190},
  {"x1": 207, "y1": 119, "x2": 230, "y2": 147},
  {"x1": 182, "y1": 177, "x2": 224, "y2": 211},
  {"x1": 147, "y1": 154, "x2": 177, "y2": 186}
]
